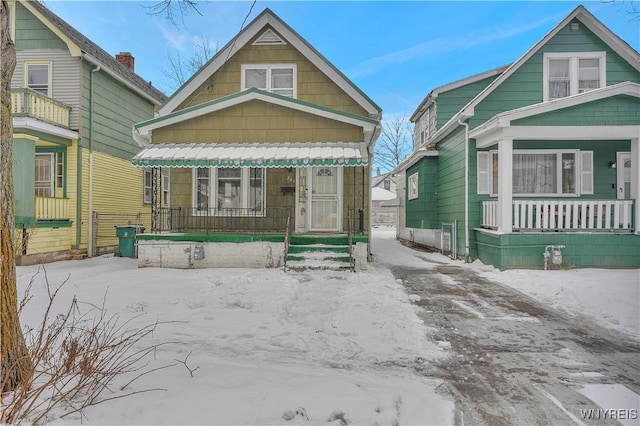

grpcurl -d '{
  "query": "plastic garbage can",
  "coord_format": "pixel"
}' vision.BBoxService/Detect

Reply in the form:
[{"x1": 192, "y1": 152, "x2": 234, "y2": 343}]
[{"x1": 114, "y1": 225, "x2": 145, "y2": 258}]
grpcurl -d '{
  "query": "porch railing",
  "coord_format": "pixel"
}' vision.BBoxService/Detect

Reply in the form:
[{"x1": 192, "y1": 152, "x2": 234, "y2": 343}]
[
  {"x1": 482, "y1": 199, "x2": 634, "y2": 231},
  {"x1": 11, "y1": 88, "x2": 72, "y2": 128},
  {"x1": 152, "y1": 207, "x2": 292, "y2": 233},
  {"x1": 35, "y1": 196, "x2": 70, "y2": 220}
]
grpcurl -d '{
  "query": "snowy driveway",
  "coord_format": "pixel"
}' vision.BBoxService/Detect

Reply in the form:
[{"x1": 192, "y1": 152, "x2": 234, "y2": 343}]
[{"x1": 374, "y1": 228, "x2": 640, "y2": 426}]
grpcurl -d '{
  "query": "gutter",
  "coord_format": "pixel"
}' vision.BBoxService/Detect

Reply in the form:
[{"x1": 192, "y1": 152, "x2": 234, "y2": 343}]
[
  {"x1": 458, "y1": 118, "x2": 470, "y2": 261},
  {"x1": 87, "y1": 64, "x2": 101, "y2": 258}
]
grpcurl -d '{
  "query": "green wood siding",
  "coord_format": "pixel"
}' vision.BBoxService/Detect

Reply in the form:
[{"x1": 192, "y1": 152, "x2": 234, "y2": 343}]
[
  {"x1": 81, "y1": 61, "x2": 156, "y2": 159},
  {"x1": 436, "y1": 76, "x2": 498, "y2": 130},
  {"x1": 14, "y1": 2, "x2": 67, "y2": 50},
  {"x1": 405, "y1": 157, "x2": 438, "y2": 229},
  {"x1": 476, "y1": 231, "x2": 640, "y2": 269},
  {"x1": 470, "y1": 19, "x2": 640, "y2": 129},
  {"x1": 13, "y1": 137, "x2": 36, "y2": 226},
  {"x1": 513, "y1": 95, "x2": 640, "y2": 126}
]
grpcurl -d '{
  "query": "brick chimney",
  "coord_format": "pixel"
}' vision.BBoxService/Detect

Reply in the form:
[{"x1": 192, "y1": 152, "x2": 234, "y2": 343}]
[{"x1": 115, "y1": 51, "x2": 134, "y2": 72}]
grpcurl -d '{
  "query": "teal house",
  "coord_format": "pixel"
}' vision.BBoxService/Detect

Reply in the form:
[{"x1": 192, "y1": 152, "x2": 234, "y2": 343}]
[{"x1": 396, "y1": 5, "x2": 640, "y2": 269}]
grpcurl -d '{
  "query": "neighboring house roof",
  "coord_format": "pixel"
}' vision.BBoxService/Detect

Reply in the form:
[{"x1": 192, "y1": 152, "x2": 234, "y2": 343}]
[
  {"x1": 430, "y1": 4, "x2": 640, "y2": 146},
  {"x1": 372, "y1": 187, "x2": 396, "y2": 201},
  {"x1": 133, "y1": 88, "x2": 379, "y2": 147},
  {"x1": 159, "y1": 8, "x2": 382, "y2": 118},
  {"x1": 23, "y1": 0, "x2": 166, "y2": 105},
  {"x1": 132, "y1": 142, "x2": 369, "y2": 168},
  {"x1": 392, "y1": 148, "x2": 439, "y2": 174},
  {"x1": 372, "y1": 172, "x2": 393, "y2": 188},
  {"x1": 410, "y1": 64, "x2": 510, "y2": 122}
]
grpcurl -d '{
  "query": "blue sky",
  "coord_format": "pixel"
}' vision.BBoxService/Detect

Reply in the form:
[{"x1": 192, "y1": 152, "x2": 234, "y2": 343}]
[{"x1": 45, "y1": 1, "x2": 639, "y2": 119}]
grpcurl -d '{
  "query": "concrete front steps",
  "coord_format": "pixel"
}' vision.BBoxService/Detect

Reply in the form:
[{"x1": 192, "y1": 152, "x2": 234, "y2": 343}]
[{"x1": 285, "y1": 234, "x2": 353, "y2": 271}]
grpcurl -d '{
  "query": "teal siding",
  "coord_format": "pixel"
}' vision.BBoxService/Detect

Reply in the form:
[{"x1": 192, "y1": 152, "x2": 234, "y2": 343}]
[
  {"x1": 14, "y1": 2, "x2": 67, "y2": 51},
  {"x1": 513, "y1": 95, "x2": 640, "y2": 126},
  {"x1": 81, "y1": 61, "x2": 156, "y2": 159},
  {"x1": 13, "y1": 137, "x2": 36, "y2": 226},
  {"x1": 405, "y1": 157, "x2": 438, "y2": 229},
  {"x1": 471, "y1": 19, "x2": 640, "y2": 130},
  {"x1": 436, "y1": 76, "x2": 498, "y2": 130}
]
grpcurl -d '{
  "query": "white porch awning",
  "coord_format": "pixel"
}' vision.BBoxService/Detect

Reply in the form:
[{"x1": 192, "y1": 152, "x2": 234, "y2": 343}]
[{"x1": 132, "y1": 142, "x2": 369, "y2": 168}]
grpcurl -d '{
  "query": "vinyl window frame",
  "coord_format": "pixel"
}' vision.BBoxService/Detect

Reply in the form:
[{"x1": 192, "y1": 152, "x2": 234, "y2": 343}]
[
  {"x1": 543, "y1": 52, "x2": 606, "y2": 101},
  {"x1": 241, "y1": 64, "x2": 297, "y2": 98},
  {"x1": 191, "y1": 167, "x2": 266, "y2": 216},
  {"x1": 408, "y1": 172, "x2": 419, "y2": 200},
  {"x1": 24, "y1": 61, "x2": 53, "y2": 97}
]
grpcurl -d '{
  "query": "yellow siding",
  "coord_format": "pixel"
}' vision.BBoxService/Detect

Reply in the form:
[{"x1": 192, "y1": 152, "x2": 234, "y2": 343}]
[
  {"x1": 153, "y1": 101, "x2": 363, "y2": 143},
  {"x1": 25, "y1": 227, "x2": 73, "y2": 255},
  {"x1": 178, "y1": 27, "x2": 369, "y2": 117}
]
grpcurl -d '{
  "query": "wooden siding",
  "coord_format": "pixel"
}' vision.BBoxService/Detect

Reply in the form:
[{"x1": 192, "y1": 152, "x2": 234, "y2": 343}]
[
  {"x1": 81, "y1": 61, "x2": 158, "y2": 159},
  {"x1": 14, "y1": 1, "x2": 67, "y2": 50},
  {"x1": 436, "y1": 75, "x2": 498, "y2": 130},
  {"x1": 152, "y1": 100, "x2": 364, "y2": 143},
  {"x1": 513, "y1": 95, "x2": 640, "y2": 126},
  {"x1": 23, "y1": 227, "x2": 73, "y2": 255},
  {"x1": 12, "y1": 49, "x2": 82, "y2": 129},
  {"x1": 13, "y1": 137, "x2": 36, "y2": 222},
  {"x1": 178, "y1": 27, "x2": 369, "y2": 117},
  {"x1": 471, "y1": 21, "x2": 640, "y2": 129},
  {"x1": 405, "y1": 157, "x2": 438, "y2": 229}
]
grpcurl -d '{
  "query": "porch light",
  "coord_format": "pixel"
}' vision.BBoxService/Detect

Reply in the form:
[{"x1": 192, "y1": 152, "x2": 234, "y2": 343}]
[{"x1": 609, "y1": 162, "x2": 616, "y2": 169}]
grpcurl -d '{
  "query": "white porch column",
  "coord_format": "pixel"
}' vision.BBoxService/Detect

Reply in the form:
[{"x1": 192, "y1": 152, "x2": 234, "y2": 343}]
[
  {"x1": 632, "y1": 138, "x2": 640, "y2": 235},
  {"x1": 497, "y1": 138, "x2": 513, "y2": 233}
]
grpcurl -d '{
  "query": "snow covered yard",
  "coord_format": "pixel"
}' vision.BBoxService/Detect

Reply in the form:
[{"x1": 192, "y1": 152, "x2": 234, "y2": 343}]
[{"x1": 16, "y1": 251, "x2": 453, "y2": 425}]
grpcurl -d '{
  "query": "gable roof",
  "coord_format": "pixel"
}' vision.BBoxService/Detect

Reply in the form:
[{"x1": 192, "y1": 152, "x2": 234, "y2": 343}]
[
  {"x1": 159, "y1": 8, "x2": 381, "y2": 118},
  {"x1": 133, "y1": 88, "x2": 379, "y2": 147},
  {"x1": 410, "y1": 64, "x2": 510, "y2": 122},
  {"x1": 22, "y1": 0, "x2": 166, "y2": 105},
  {"x1": 431, "y1": 4, "x2": 640, "y2": 146}
]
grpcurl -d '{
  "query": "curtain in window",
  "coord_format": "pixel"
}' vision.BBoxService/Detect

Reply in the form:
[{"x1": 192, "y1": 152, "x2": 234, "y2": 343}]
[
  {"x1": 196, "y1": 168, "x2": 210, "y2": 210},
  {"x1": 549, "y1": 59, "x2": 570, "y2": 99},
  {"x1": 512, "y1": 154, "x2": 557, "y2": 194},
  {"x1": 249, "y1": 168, "x2": 263, "y2": 212},
  {"x1": 578, "y1": 58, "x2": 600, "y2": 92},
  {"x1": 217, "y1": 168, "x2": 241, "y2": 209},
  {"x1": 245, "y1": 69, "x2": 267, "y2": 89}
]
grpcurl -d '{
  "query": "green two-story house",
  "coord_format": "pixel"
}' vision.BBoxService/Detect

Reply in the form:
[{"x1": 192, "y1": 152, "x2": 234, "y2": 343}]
[
  {"x1": 396, "y1": 5, "x2": 639, "y2": 269},
  {"x1": 8, "y1": 0, "x2": 166, "y2": 264}
]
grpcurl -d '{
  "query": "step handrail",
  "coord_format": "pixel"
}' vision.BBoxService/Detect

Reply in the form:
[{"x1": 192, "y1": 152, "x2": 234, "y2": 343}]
[{"x1": 283, "y1": 215, "x2": 291, "y2": 272}]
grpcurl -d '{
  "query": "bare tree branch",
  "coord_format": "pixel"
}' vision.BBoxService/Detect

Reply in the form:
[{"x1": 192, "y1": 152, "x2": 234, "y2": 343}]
[
  {"x1": 146, "y1": 0, "x2": 202, "y2": 26},
  {"x1": 374, "y1": 115, "x2": 413, "y2": 173}
]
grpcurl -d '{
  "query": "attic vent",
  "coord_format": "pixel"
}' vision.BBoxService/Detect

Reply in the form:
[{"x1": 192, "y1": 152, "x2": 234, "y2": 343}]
[
  {"x1": 570, "y1": 22, "x2": 580, "y2": 32},
  {"x1": 253, "y1": 29, "x2": 286, "y2": 45}
]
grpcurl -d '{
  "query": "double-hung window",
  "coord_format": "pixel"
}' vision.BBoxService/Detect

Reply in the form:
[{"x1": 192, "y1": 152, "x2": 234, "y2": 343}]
[
  {"x1": 543, "y1": 52, "x2": 605, "y2": 101},
  {"x1": 408, "y1": 172, "x2": 419, "y2": 200},
  {"x1": 478, "y1": 150, "x2": 593, "y2": 196},
  {"x1": 25, "y1": 62, "x2": 51, "y2": 96},
  {"x1": 35, "y1": 152, "x2": 64, "y2": 197},
  {"x1": 193, "y1": 168, "x2": 265, "y2": 214},
  {"x1": 242, "y1": 64, "x2": 296, "y2": 97}
]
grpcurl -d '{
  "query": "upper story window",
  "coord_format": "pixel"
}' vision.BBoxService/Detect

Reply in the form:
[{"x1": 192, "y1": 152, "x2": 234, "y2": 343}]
[
  {"x1": 25, "y1": 62, "x2": 52, "y2": 97},
  {"x1": 242, "y1": 64, "x2": 296, "y2": 98},
  {"x1": 543, "y1": 52, "x2": 606, "y2": 101}
]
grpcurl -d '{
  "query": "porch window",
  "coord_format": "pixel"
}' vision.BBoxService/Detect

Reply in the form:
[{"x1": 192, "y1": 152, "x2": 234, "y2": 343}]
[
  {"x1": 543, "y1": 52, "x2": 605, "y2": 101},
  {"x1": 143, "y1": 168, "x2": 153, "y2": 204},
  {"x1": 192, "y1": 168, "x2": 265, "y2": 214},
  {"x1": 25, "y1": 62, "x2": 51, "y2": 96},
  {"x1": 477, "y1": 150, "x2": 593, "y2": 196},
  {"x1": 242, "y1": 64, "x2": 295, "y2": 97},
  {"x1": 162, "y1": 169, "x2": 170, "y2": 205},
  {"x1": 35, "y1": 152, "x2": 63, "y2": 197},
  {"x1": 408, "y1": 172, "x2": 419, "y2": 200}
]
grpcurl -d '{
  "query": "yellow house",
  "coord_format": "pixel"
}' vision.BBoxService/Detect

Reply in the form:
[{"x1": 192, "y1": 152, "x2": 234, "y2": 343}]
[
  {"x1": 132, "y1": 9, "x2": 382, "y2": 270},
  {"x1": 9, "y1": 0, "x2": 166, "y2": 265}
]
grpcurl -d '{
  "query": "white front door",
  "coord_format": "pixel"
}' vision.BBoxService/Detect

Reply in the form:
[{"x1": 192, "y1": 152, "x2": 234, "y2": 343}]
[
  {"x1": 309, "y1": 167, "x2": 341, "y2": 231},
  {"x1": 617, "y1": 152, "x2": 631, "y2": 199}
]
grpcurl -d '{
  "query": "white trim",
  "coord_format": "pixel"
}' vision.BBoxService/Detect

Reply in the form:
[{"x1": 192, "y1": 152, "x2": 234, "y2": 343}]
[
  {"x1": 143, "y1": 168, "x2": 153, "y2": 204},
  {"x1": 543, "y1": 51, "x2": 606, "y2": 101},
  {"x1": 253, "y1": 29, "x2": 286, "y2": 46},
  {"x1": 191, "y1": 167, "x2": 266, "y2": 215},
  {"x1": 393, "y1": 148, "x2": 439, "y2": 174},
  {"x1": 308, "y1": 166, "x2": 342, "y2": 232},
  {"x1": 136, "y1": 90, "x2": 377, "y2": 138},
  {"x1": 408, "y1": 172, "x2": 419, "y2": 200},
  {"x1": 617, "y1": 152, "x2": 631, "y2": 200},
  {"x1": 159, "y1": 10, "x2": 380, "y2": 117},
  {"x1": 241, "y1": 63, "x2": 297, "y2": 98},
  {"x1": 24, "y1": 60, "x2": 52, "y2": 97},
  {"x1": 13, "y1": 116, "x2": 79, "y2": 140}
]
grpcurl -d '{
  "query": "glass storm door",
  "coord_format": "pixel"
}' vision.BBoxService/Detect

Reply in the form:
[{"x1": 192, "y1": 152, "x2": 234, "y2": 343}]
[
  {"x1": 309, "y1": 167, "x2": 340, "y2": 231},
  {"x1": 617, "y1": 152, "x2": 631, "y2": 200}
]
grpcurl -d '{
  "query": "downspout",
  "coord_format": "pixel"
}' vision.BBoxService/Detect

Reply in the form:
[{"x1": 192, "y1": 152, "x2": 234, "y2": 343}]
[
  {"x1": 367, "y1": 146, "x2": 374, "y2": 261},
  {"x1": 458, "y1": 118, "x2": 470, "y2": 261},
  {"x1": 88, "y1": 64, "x2": 101, "y2": 257}
]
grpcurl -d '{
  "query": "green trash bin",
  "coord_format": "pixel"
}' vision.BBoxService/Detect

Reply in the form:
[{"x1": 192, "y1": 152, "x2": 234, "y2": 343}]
[{"x1": 114, "y1": 225, "x2": 144, "y2": 258}]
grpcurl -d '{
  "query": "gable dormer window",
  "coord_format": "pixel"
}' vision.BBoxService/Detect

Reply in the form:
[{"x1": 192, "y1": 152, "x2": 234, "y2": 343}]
[
  {"x1": 543, "y1": 52, "x2": 606, "y2": 101},
  {"x1": 242, "y1": 64, "x2": 296, "y2": 98},
  {"x1": 25, "y1": 62, "x2": 52, "y2": 97}
]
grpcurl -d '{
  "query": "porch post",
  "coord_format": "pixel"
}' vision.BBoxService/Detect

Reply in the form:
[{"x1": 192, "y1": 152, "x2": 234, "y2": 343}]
[
  {"x1": 497, "y1": 138, "x2": 513, "y2": 233},
  {"x1": 632, "y1": 138, "x2": 640, "y2": 235}
]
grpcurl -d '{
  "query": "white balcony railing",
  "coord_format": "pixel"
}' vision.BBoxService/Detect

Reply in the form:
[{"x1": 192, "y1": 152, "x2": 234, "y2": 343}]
[
  {"x1": 482, "y1": 199, "x2": 634, "y2": 232},
  {"x1": 35, "y1": 197, "x2": 70, "y2": 220},
  {"x1": 11, "y1": 88, "x2": 71, "y2": 128}
]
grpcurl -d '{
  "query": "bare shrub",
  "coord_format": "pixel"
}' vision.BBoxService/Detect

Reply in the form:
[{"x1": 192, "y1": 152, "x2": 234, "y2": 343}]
[{"x1": 1, "y1": 267, "x2": 175, "y2": 424}]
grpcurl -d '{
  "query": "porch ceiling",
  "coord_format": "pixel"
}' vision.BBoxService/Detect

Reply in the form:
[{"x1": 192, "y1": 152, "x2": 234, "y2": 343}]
[{"x1": 132, "y1": 142, "x2": 369, "y2": 168}]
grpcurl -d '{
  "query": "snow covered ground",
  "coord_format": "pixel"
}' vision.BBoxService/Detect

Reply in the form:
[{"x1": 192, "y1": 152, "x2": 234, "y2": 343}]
[{"x1": 15, "y1": 227, "x2": 639, "y2": 424}]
